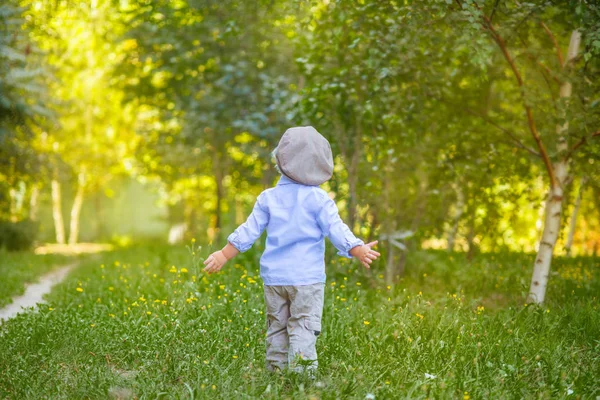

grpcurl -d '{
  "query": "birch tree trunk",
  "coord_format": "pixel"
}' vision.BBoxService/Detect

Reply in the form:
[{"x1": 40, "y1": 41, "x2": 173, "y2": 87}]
[
  {"x1": 527, "y1": 30, "x2": 581, "y2": 304},
  {"x1": 29, "y1": 184, "x2": 40, "y2": 221},
  {"x1": 447, "y1": 185, "x2": 465, "y2": 252},
  {"x1": 51, "y1": 179, "x2": 66, "y2": 244},
  {"x1": 8, "y1": 187, "x2": 18, "y2": 222},
  {"x1": 68, "y1": 172, "x2": 86, "y2": 245},
  {"x1": 565, "y1": 177, "x2": 586, "y2": 256}
]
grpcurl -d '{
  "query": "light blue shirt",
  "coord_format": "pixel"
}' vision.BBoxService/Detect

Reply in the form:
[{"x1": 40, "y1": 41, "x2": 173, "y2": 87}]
[{"x1": 227, "y1": 175, "x2": 364, "y2": 285}]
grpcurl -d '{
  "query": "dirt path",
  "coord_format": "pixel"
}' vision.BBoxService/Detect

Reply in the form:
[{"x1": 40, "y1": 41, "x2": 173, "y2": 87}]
[{"x1": 0, "y1": 262, "x2": 78, "y2": 321}]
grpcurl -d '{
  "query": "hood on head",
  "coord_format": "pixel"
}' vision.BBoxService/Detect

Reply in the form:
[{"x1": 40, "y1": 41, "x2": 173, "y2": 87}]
[{"x1": 275, "y1": 126, "x2": 334, "y2": 186}]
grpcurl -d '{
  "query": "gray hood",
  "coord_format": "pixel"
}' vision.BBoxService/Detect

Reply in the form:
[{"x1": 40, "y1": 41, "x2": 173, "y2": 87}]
[{"x1": 275, "y1": 126, "x2": 334, "y2": 186}]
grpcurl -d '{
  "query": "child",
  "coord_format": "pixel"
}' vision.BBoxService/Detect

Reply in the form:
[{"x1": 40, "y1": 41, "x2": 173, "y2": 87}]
[{"x1": 203, "y1": 126, "x2": 380, "y2": 373}]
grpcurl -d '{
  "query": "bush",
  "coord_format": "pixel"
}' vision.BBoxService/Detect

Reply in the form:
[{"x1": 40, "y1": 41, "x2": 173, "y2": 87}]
[{"x1": 0, "y1": 219, "x2": 39, "y2": 251}]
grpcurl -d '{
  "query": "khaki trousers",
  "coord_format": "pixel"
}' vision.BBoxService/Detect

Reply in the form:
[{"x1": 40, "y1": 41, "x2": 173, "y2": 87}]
[{"x1": 263, "y1": 283, "x2": 325, "y2": 373}]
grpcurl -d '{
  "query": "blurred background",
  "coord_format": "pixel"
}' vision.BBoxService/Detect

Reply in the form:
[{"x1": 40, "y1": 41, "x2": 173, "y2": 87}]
[{"x1": 1, "y1": 0, "x2": 599, "y2": 261}]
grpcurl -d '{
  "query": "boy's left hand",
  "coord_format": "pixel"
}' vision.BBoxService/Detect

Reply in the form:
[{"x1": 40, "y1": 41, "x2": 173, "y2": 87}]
[
  {"x1": 350, "y1": 240, "x2": 381, "y2": 269},
  {"x1": 203, "y1": 250, "x2": 228, "y2": 274}
]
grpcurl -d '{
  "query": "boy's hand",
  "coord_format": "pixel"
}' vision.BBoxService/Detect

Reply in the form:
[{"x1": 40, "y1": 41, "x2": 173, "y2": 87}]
[
  {"x1": 350, "y1": 240, "x2": 381, "y2": 269},
  {"x1": 203, "y1": 250, "x2": 228, "y2": 274},
  {"x1": 203, "y1": 243, "x2": 240, "y2": 274}
]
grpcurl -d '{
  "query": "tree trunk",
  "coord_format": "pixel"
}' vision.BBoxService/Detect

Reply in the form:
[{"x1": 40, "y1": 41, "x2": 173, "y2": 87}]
[
  {"x1": 51, "y1": 179, "x2": 66, "y2": 244},
  {"x1": 385, "y1": 232, "x2": 396, "y2": 284},
  {"x1": 29, "y1": 184, "x2": 40, "y2": 221},
  {"x1": 466, "y1": 212, "x2": 477, "y2": 262},
  {"x1": 447, "y1": 184, "x2": 465, "y2": 252},
  {"x1": 212, "y1": 150, "x2": 224, "y2": 242},
  {"x1": 527, "y1": 30, "x2": 580, "y2": 304},
  {"x1": 565, "y1": 177, "x2": 585, "y2": 256},
  {"x1": 346, "y1": 132, "x2": 361, "y2": 232},
  {"x1": 68, "y1": 178, "x2": 85, "y2": 245},
  {"x1": 8, "y1": 187, "x2": 18, "y2": 222}
]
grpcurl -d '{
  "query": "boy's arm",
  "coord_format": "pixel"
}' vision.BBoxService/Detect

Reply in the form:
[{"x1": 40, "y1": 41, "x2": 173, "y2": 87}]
[
  {"x1": 317, "y1": 196, "x2": 380, "y2": 268},
  {"x1": 203, "y1": 193, "x2": 269, "y2": 274}
]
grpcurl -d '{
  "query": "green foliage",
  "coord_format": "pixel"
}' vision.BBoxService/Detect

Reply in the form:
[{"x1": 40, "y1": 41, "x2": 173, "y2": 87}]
[
  {"x1": 0, "y1": 245, "x2": 598, "y2": 398},
  {"x1": 0, "y1": 219, "x2": 38, "y2": 251},
  {"x1": 0, "y1": 2, "x2": 51, "y2": 220}
]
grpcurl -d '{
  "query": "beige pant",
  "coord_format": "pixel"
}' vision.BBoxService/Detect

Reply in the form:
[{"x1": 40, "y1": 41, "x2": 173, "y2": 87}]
[{"x1": 264, "y1": 283, "x2": 325, "y2": 373}]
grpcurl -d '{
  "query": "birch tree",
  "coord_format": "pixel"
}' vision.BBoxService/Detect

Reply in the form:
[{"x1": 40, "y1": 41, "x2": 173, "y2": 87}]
[{"x1": 451, "y1": 1, "x2": 600, "y2": 303}]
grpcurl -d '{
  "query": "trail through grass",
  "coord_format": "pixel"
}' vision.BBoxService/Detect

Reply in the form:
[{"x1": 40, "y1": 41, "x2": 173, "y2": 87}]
[
  {"x1": 0, "y1": 251, "x2": 72, "y2": 308},
  {"x1": 0, "y1": 245, "x2": 598, "y2": 399}
]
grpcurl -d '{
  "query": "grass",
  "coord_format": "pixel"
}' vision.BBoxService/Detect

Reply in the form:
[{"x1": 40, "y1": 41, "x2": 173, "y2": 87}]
[
  {"x1": 0, "y1": 250, "x2": 73, "y2": 308},
  {"x1": 0, "y1": 243, "x2": 598, "y2": 399}
]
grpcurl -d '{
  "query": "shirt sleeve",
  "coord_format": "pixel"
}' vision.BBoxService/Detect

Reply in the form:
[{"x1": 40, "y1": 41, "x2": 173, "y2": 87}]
[
  {"x1": 227, "y1": 193, "x2": 269, "y2": 252},
  {"x1": 316, "y1": 195, "x2": 364, "y2": 258}
]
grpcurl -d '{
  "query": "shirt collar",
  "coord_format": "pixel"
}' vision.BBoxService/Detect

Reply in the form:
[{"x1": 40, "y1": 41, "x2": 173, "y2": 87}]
[{"x1": 277, "y1": 174, "x2": 298, "y2": 186}]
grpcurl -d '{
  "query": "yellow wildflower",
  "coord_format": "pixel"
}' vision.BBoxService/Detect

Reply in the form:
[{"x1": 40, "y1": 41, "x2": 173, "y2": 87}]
[{"x1": 76, "y1": 287, "x2": 83, "y2": 292}]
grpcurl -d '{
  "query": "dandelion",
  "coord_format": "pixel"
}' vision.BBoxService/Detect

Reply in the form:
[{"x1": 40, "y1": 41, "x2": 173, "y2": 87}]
[
  {"x1": 146, "y1": 311, "x2": 152, "y2": 315},
  {"x1": 109, "y1": 287, "x2": 114, "y2": 291},
  {"x1": 364, "y1": 320, "x2": 370, "y2": 325},
  {"x1": 76, "y1": 287, "x2": 84, "y2": 292},
  {"x1": 181, "y1": 268, "x2": 188, "y2": 273},
  {"x1": 169, "y1": 266, "x2": 177, "y2": 273},
  {"x1": 463, "y1": 392, "x2": 470, "y2": 400},
  {"x1": 232, "y1": 355, "x2": 238, "y2": 359},
  {"x1": 356, "y1": 282, "x2": 361, "y2": 286}
]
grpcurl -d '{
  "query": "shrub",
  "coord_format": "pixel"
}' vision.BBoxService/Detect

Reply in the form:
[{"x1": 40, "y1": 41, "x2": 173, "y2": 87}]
[{"x1": 0, "y1": 219, "x2": 39, "y2": 251}]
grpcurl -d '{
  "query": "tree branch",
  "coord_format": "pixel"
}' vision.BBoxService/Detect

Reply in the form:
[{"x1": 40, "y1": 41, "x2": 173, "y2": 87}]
[
  {"x1": 474, "y1": 7, "x2": 557, "y2": 187},
  {"x1": 434, "y1": 93, "x2": 542, "y2": 158},
  {"x1": 566, "y1": 130, "x2": 600, "y2": 158},
  {"x1": 540, "y1": 21, "x2": 564, "y2": 68},
  {"x1": 460, "y1": 106, "x2": 542, "y2": 157}
]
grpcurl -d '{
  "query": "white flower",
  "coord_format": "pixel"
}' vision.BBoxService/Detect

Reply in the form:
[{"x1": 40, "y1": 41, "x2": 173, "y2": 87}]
[
  {"x1": 567, "y1": 389, "x2": 573, "y2": 395},
  {"x1": 365, "y1": 394, "x2": 375, "y2": 400},
  {"x1": 425, "y1": 373, "x2": 437, "y2": 379}
]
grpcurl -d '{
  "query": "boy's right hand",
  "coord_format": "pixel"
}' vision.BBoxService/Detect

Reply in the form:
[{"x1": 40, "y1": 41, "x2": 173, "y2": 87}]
[{"x1": 350, "y1": 240, "x2": 381, "y2": 269}]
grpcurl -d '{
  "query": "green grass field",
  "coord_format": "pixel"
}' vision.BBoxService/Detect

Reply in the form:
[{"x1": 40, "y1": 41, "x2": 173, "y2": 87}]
[{"x1": 0, "y1": 244, "x2": 598, "y2": 399}]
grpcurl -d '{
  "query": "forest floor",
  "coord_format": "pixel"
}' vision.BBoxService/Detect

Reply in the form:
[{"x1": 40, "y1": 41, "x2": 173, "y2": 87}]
[{"x1": 0, "y1": 244, "x2": 598, "y2": 399}]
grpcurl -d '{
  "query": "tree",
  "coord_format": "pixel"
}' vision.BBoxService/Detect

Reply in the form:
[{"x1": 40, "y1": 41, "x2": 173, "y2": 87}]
[{"x1": 448, "y1": 0, "x2": 600, "y2": 303}]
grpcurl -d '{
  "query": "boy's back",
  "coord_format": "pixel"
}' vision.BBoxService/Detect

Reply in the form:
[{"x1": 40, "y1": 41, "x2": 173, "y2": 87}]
[{"x1": 228, "y1": 174, "x2": 362, "y2": 285}]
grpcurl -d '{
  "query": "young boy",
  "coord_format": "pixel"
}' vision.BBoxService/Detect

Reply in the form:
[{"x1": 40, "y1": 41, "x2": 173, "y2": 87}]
[{"x1": 203, "y1": 126, "x2": 380, "y2": 373}]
